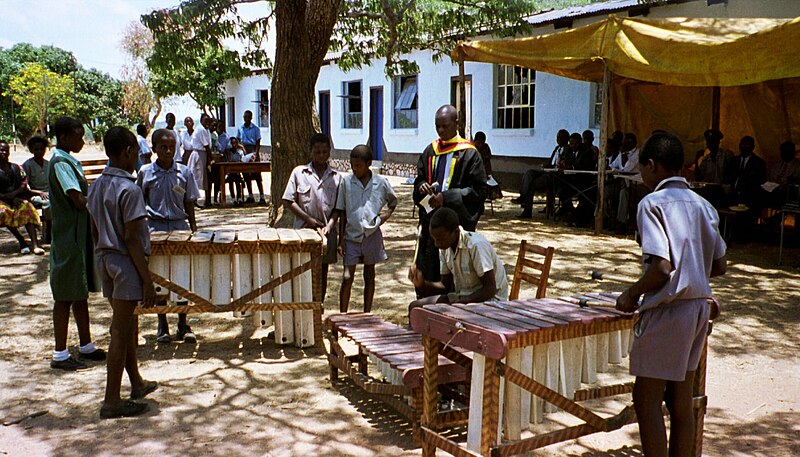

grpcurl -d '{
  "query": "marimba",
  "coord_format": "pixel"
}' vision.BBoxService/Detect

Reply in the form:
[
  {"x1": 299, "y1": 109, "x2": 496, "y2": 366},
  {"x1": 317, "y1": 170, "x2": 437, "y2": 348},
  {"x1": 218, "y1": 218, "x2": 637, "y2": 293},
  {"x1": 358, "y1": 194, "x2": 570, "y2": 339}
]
[
  {"x1": 411, "y1": 294, "x2": 717, "y2": 457},
  {"x1": 138, "y1": 228, "x2": 324, "y2": 348}
]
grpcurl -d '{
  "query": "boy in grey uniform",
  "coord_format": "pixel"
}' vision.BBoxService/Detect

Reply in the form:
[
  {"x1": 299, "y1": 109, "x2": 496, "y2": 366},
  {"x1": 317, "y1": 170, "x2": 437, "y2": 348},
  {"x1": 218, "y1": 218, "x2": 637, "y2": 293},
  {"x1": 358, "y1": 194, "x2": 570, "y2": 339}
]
[
  {"x1": 87, "y1": 126, "x2": 158, "y2": 419},
  {"x1": 136, "y1": 129, "x2": 199, "y2": 343},
  {"x1": 616, "y1": 132, "x2": 727, "y2": 457}
]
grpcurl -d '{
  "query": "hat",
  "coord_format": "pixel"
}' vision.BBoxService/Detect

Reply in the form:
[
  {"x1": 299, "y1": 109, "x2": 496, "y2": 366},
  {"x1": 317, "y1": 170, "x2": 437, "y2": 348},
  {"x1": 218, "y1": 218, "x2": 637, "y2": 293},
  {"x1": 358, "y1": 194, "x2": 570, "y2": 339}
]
[{"x1": 704, "y1": 129, "x2": 723, "y2": 141}]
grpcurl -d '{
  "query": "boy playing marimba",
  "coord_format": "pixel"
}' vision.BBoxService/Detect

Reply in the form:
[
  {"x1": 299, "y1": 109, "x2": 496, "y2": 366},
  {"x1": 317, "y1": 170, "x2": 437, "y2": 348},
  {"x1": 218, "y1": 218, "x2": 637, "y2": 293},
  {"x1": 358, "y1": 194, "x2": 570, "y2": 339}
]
[
  {"x1": 87, "y1": 126, "x2": 158, "y2": 418},
  {"x1": 616, "y1": 132, "x2": 727, "y2": 457}
]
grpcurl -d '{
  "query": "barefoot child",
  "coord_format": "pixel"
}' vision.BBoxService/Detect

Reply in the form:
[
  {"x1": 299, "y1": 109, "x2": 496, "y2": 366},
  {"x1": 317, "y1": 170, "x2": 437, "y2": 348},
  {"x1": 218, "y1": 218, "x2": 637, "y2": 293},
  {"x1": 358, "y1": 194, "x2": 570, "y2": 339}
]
[
  {"x1": 87, "y1": 126, "x2": 158, "y2": 419},
  {"x1": 332, "y1": 145, "x2": 397, "y2": 312},
  {"x1": 48, "y1": 117, "x2": 105, "y2": 370},
  {"x1": 136, "y1": 129, "x2": 200, "y2": 343},
  {"x1": 616, "y1": 132, "x2": 726, "y2": 457},
  {"x1": 282, "y1": 133, "x2": 341, "y2": 301}
]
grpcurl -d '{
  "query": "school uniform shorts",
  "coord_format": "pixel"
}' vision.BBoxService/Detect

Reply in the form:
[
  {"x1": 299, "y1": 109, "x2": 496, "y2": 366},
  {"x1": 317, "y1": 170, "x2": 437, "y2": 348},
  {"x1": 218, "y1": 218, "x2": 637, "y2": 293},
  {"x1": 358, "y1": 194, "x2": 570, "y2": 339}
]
[
  {"x1": 629, "y1": 298, "x2": 709, "y2": 382},
  {"x1": 343, "y1": 229, "x2": 387, "y2": 266},
  {"x1": 96, "y1": 253, "x2": 144, "y2": 301}
]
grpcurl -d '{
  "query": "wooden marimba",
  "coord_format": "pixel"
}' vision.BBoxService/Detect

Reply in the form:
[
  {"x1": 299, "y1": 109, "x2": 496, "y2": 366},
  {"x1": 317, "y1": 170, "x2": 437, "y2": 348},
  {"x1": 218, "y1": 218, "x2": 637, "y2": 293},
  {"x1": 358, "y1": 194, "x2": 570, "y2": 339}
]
[
  {"x1": 139, "y1": 228, "x2": 324, "y2": 348},
  {"x1": 411, "y1": 294, "x2": 717, "y2": 457}
]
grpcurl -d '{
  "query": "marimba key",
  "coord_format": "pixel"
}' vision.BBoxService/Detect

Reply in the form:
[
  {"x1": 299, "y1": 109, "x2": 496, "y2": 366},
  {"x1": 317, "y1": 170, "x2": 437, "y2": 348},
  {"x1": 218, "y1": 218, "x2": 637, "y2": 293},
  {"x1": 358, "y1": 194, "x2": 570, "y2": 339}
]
[
  {"x1": 211, "y1": 229, "x2": 235, "y2": 307},
  {"x1": 190, "y1": 229, "x2": 214, "y2": 302},
  {"x1": 254, "y1": 228, "x2": 279, "y2": 327},
  {"x1": 167, "y1": 231, "x2": 192, "y2": 304},
  {"x1": 233, "y1": 229, "x2": 258, "y2": 318}
]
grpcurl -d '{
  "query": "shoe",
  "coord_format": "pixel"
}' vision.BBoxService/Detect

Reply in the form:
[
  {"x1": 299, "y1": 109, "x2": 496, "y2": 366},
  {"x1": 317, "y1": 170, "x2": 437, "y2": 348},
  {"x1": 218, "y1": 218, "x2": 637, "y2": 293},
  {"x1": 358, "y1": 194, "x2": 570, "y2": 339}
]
[
  {"x1": 131, "y1": 380, "x2": 158, "y2": 400},
  {"x1": 33, "y1": 247, "x2": 45, "y2": 255},
  {"x1": 156, "y1": 332, "x2": 171, "y2": 343},
  {"x1": 518, "y1": 210, "x2": 532, "y2": 219},
  {"x1": 233, "y1": 200, "x2": 242, "y2": 207},
  {"x1": 51, "y1": 356, "x2": 88, "y2": 371},
  {"x1": 20, "y1": 247, "x2": 31, "y2": 255},
  {"x1": 79, "y1": 348, "x2": 107, "y2": 361},
  {"x1": 177, "y1": 325, "x2": 197, "y2": 343},
  {"x1": 245, "y1": 197, "x2": 255, "y2": 204},
  {"x1": 99, "y1": 400, "x2": 149, "y2": 419},
  {"x1": 258, "y1": 198, "x2": 266, "y2": 205}
]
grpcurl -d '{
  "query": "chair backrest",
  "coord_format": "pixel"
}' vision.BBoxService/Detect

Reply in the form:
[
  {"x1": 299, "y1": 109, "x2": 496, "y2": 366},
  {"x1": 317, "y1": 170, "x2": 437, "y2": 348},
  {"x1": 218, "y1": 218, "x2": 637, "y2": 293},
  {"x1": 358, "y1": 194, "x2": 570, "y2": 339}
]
[{"x1": 509, "y1": 241, "x2": 555, "y2": 300}]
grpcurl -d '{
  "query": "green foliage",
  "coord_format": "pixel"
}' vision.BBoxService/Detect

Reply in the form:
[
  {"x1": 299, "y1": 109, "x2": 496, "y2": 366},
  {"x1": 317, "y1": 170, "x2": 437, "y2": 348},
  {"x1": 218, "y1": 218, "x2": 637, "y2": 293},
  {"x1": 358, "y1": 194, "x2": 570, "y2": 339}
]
[
  {"x1": 7, "y1": 62, "x2": 74, "y2": 136},
  {"x1": 73, "y1": 68, "x2": 124, "y2": 138}
]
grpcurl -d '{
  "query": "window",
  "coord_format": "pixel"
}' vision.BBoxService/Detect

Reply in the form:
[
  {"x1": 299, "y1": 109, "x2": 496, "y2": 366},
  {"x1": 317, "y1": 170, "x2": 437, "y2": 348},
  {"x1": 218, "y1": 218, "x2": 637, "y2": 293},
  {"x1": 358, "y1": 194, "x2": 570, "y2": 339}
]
[
  {"x1": 257, "y1": 90, "x2": 269, "y2": 127},
  {"x1": 496, "y1": 65, "x2": 535, "y2": 129},
  {"x1": 341, "y1": 80, "x2": 363, "y2": 129},
  {"x1": 590, "y1": 83, "x2": 603, "y2": 128},
  {"x1": 227, "y1": 97, "x2": 236, "y2": 127},
  {"x1": 393, "y1": 75, "x2": 418, "y2": 128}
]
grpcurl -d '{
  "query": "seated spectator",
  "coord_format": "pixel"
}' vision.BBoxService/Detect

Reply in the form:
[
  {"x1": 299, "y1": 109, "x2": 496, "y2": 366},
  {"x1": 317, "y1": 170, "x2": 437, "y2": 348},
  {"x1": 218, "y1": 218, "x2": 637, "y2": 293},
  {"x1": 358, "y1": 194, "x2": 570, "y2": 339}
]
[
  {"x1": 612, "y1": 133, "x2": 645, "y2": 231},
  {"x1": 607, "y1": 130, "x2": 624, "y2": 168},
  {"x1": 694, "y1": 129, "x2": 734, "y2": 184},
  {"x1": 610, "y1": 133, "x2": 640, "y2": 173},
  {"x1": 762, "y1": 141, "x2": 800, "y2": 208},
  {"x1": 473, "y1": 131, "x2": 501, "y2": 201},
  {"x1": 725, "y1": 136, "x2": 767, "y2": 242},
  {"x1": 136, "y1": 124, "x2": 152, "y2": 169},
  {"x1": 557, "y1": 132, "x2": 590, "y2": 219},
  {"x1": 583, "y1": 130, "x2": 600, "y2": 162},
  {"x1": 226, "y1": 137, "x2": 245, "y2": 206},
  {"x1": 0, "y1": 140, "x2": 43, "y2": 255},
  {"x1": 22, "y1": 136, "x2": 51, "y2": 243},
  {"x1": 516, "y1": 129, "x2": 569, "y2": 218},
  {"x1": 570, "y1": 132, "x2": 599, "y2": 227},
  {"x1": 407, "y1": 207, "x2": 508, "y2": 318}
]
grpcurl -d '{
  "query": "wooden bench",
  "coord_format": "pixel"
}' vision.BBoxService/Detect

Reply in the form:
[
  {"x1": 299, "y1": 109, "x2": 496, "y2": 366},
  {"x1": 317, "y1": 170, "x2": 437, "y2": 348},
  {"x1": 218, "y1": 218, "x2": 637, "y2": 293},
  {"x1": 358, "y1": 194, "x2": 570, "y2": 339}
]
[
  {"x1": 80, "y1": 158, "x2": 107, "y2": 185},
  {"x1": 325, "y1": 241, "x2": 555, "y2": 439}
]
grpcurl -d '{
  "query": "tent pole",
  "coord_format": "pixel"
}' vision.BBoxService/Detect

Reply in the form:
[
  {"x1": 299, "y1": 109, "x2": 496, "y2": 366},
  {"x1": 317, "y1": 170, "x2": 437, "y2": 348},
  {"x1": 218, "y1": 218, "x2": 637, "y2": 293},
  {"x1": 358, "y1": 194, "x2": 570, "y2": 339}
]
[
  {"x1": 457, "y1": 48, "x2": 467, "y2": 138},
  {"x1": 711, "y1": 86, "x2": 720, "y2": 130},
  {"x1": 595, "y1": 65, "x2": 611, "y2": 234}
]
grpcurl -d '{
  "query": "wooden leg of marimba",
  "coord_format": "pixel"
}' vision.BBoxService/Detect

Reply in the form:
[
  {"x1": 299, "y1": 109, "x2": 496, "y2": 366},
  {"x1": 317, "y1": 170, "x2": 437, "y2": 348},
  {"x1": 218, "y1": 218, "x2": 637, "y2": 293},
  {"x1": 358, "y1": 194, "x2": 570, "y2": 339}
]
[
  {"x1": 421, "y1": 335, "x2": 440, "y2": 457},
  {"x1": 329, "y1": 329, "x2": 339, "y2": 382},
  {"x1": 504, "y1": 348, "x2": 523, "y2": 441},
  {"x1": 692, "y1": 325, "x2": 711, "y2": 457}
]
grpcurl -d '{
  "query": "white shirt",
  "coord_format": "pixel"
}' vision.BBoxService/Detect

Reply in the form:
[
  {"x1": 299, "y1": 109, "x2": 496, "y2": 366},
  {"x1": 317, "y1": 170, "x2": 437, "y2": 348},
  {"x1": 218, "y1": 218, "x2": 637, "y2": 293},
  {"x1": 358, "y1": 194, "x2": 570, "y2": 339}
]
[
  {"x1": 637, "y1": 176, "x2": 726, "y2": 311},
  {"x1": 180, "y1": 130, "x2": 194, "y2": 154},
  {"x1": 610, "y1": 148, "x2": 640, "y2": 173},
  {"x1": 335, "y1": 172, "x2": 397, "y2": 242},
  {"x1": 137, "y1": 135, "x2": 151, "y2": 159},
  {"x1": 440, "y1": 229, "x2": 509, "y2": 301},
  {"x1": 168, "y1": 129, "x2": 181, "y2": 162},
  {"x1": 191, "y1": 124, "x2": 211, "y2": 151}
]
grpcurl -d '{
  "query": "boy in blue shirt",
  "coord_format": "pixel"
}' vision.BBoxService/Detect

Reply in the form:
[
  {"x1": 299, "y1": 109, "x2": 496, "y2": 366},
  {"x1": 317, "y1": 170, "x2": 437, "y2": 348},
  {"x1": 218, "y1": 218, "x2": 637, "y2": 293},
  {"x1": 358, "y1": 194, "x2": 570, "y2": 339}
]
[
  {"x1": 87, "y1": 126, "x2": 158, "y2": 418},
  {"x1": 617, "y1": 132, "x2": 726, "y2": 457}
]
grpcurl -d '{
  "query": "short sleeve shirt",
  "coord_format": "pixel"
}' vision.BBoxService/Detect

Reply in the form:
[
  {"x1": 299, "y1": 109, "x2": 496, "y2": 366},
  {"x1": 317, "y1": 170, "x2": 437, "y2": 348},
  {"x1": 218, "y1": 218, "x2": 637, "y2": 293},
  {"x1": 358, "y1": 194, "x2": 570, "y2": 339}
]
[
  {"x1": 22, "y1": 158, "x2": 49, "y2": 192},
  {"x1": 282, "y1": 163, "x2": 341, "y2": 229},
  {"x1": 238, "y1": 123, "x2": 261, "y2": 146},
  {"x1": 637, "y1": 176, "x2": 726, "y2": 311},
  {"x1": 170, "y1": 129, "x2": 182, "y2": 162},
  {"x1": 87, "y1": 167, "x2": 150, "y2": 257},
  {"x1": 181, "y1": 130, "x2": 194, "y2": 152},
  {"x1": 137, "y1": 135, "x2": 152, "y2": 158},
  {"x1": 218, "y1": 132, "x2": 230, "y2": 152},
  {"x1": 439, "y1": 229, "x2": 509, "y2": 301},
  {"x1": 191, "y1": 125, "x2": 211, "y2": 151},
  {"x1": 51, "y1": 148, "x2": 84, "y2": 195},
  {"x1": 136, "y1": 161, "x2": 199, "y2": 222},
  {"x1": 335, "y1": 172, "x2": 397, "y2": 242},
  {"x1": 0, "y1": 163, "x2": 25, "y2": 197}
]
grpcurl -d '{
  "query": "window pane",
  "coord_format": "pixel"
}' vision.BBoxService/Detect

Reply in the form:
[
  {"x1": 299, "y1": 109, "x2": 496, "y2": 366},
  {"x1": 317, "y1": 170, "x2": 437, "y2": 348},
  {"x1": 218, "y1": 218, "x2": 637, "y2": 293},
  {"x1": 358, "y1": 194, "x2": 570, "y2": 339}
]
[{"x1": 498, "y1": 66, "x2": 505, "y2": 85}]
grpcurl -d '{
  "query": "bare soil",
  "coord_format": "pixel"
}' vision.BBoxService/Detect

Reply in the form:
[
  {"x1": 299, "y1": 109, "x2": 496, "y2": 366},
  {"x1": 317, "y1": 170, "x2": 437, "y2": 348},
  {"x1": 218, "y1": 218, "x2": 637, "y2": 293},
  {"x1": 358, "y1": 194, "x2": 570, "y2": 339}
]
[{"x1": 0, "y1": 145, "x2": 798, "y2": 456}]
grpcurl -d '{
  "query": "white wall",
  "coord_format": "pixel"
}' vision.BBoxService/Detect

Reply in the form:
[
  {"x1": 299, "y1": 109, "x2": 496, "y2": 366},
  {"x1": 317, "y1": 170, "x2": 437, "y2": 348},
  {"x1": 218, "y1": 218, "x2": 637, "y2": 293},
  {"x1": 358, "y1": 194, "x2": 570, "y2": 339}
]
[
  {"x1": 223, "y1": 0, "x2": 800, "y2": 160},
  {"x1": 223, "y1": 74, "x2": 272, "y2": 141}
]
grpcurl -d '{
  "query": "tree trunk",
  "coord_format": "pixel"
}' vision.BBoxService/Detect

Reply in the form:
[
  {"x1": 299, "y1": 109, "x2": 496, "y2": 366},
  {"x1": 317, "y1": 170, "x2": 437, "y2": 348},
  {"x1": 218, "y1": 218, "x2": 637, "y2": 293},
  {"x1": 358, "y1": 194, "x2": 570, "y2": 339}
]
[{"x1": 270, "y1": 0, "x2": 341, "y2": 226}]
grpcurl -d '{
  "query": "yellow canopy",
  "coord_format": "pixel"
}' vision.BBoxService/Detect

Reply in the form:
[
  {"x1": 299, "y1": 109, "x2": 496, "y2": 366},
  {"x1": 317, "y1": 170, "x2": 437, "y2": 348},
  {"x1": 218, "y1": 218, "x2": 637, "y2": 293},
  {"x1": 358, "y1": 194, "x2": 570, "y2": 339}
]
[
  {"x1": 454, "y1": 15, "x2": 800, "y2": 87},
  {"x1": 454, "y1": 15, "x2": 800, "y2": 167}
]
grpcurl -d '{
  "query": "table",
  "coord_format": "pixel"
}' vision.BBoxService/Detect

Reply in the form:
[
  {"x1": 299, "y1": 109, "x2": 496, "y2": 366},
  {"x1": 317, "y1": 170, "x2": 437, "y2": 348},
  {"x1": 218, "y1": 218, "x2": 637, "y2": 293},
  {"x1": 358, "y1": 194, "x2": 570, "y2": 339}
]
[
  {"x1": 779, "y1": 206, "x2": 800, "y2": 264},
  {"x1": 215, "y1": 161, "x2": 272, "y2": 207},
  {"x1": 411, "y1": 294, "x2": 718, "y2": 457}
]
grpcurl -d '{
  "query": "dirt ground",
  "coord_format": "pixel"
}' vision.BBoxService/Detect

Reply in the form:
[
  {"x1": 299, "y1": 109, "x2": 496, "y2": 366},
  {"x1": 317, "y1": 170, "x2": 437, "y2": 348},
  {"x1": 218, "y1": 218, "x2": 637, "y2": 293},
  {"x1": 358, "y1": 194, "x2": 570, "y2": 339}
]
[{"x1": 0, "y1": 145, "x2": 798, "y2": 456}]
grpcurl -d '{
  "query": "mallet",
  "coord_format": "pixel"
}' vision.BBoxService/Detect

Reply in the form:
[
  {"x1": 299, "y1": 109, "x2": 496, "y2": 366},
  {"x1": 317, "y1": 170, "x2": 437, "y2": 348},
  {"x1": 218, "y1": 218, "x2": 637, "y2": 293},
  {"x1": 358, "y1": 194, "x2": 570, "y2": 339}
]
[{"x1": 590, "y1": 270, "x2": 635, "y2": 284}]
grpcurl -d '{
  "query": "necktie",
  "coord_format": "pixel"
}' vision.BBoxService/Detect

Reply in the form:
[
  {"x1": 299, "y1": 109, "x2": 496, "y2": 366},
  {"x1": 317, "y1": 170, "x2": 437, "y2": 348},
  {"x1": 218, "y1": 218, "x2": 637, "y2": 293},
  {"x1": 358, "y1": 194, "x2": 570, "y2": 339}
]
[{"x1": 621, "y1": 153, "x2": 628, "y2": 167}]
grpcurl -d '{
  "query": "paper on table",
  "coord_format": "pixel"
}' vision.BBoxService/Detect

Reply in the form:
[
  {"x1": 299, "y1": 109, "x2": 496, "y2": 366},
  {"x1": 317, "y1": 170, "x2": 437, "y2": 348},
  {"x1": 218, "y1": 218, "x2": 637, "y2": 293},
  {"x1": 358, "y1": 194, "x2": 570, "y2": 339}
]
[{"x1": 761, "y1": 181, "x2": 780, "y2": 192}]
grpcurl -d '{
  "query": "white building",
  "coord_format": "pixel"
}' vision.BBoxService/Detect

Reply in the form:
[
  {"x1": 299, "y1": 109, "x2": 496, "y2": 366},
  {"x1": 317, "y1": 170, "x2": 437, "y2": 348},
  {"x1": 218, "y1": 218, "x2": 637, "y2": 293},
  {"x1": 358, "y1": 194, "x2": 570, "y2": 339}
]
[{"x1": 223, "y1": 0, "x2": 800, "y2": 185}]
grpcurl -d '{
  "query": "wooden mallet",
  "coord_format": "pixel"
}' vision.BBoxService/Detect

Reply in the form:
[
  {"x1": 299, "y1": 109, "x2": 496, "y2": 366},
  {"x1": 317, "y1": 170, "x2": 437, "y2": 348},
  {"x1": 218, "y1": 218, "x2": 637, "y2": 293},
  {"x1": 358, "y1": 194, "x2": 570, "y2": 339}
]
[{"x1": 590, "y1": 270, "x2": 635, "y2": 284}]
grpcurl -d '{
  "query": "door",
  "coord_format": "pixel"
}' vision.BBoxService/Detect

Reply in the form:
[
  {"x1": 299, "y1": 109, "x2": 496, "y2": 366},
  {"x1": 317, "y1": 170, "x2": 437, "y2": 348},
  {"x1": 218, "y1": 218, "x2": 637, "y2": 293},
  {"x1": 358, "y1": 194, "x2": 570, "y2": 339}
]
[
  {"x1": 451, "y1": 76, "x2": 473, "y2": 139},
  {"x1": 318, "y1": 91, "x2": 331, "y2": 137},
  {"x1": 369, "y1": 87, "x2": 384, "y2": 161}
]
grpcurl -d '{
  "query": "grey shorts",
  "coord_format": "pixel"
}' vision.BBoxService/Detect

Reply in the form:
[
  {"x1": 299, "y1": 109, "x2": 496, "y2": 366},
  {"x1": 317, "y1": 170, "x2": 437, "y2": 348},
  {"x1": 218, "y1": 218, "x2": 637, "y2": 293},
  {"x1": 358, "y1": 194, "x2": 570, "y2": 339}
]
[
  {"x1": 629, "y1": 298, "x2": 709, "y2": 382},
  {"x1": 344, "y1": 230, "x2": 387, "y2": 266},
  {"x1": 96, "y1": 253, "x2": 144, "y2": 301}
]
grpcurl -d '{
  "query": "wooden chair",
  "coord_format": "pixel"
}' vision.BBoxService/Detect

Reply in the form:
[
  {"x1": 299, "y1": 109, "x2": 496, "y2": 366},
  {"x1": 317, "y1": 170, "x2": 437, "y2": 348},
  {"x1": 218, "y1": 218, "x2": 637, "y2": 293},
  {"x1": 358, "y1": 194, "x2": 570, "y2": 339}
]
[{"x1": 509, "y1": 241, "x2": 555, "y2": 300}]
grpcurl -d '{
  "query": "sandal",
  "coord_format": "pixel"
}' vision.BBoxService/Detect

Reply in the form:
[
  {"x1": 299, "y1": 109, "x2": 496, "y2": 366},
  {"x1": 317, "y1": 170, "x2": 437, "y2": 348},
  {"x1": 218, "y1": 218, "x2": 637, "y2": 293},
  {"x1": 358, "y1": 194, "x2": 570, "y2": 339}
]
[
  {"x1": 99, "y1": 400, "x2": 149, "y2": 419},
  {"x1": 20, "y1": 247, "x2": 31, "y2": 255},
  {"x1": 131, "y1": 380, "x2": 158, "y2": 400},
  {"x1": 33, "y1": 247, "x2": 45, "y2": 255}
]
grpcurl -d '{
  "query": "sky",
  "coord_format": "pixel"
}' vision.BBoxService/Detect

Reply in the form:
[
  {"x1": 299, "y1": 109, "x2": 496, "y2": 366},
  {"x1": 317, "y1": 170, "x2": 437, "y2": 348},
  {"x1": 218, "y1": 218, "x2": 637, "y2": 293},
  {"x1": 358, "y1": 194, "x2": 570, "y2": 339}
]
[{"x1": 2, "y1": 0, "x2": 198, "y2": 119}]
